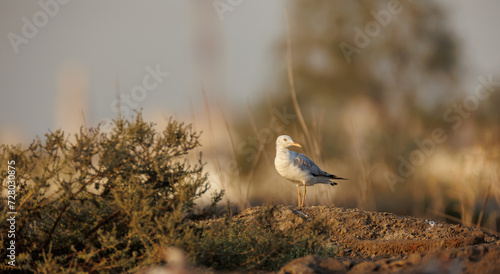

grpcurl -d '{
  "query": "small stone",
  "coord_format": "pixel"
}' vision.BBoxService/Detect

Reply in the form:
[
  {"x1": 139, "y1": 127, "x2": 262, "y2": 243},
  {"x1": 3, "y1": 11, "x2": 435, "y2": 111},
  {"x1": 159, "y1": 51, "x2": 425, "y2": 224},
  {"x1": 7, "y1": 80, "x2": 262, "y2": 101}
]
[
  {"x1": 278, "y1": 255, "x2": 319, "y2": 274},
  {"x1": 407, "y1": 253, "x2": 422, "y2": 264},
  {"x1": 351, "y1": 261, "x2": 377, "y2": 272}
]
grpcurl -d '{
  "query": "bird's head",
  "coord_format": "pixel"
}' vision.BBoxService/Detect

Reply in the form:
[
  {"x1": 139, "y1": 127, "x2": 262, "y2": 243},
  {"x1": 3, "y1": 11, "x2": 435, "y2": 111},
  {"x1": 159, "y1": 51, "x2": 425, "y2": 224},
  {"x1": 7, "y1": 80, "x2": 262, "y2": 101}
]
[{"x1": 276, "y1": 135, "x2": 302, "y2": 148}]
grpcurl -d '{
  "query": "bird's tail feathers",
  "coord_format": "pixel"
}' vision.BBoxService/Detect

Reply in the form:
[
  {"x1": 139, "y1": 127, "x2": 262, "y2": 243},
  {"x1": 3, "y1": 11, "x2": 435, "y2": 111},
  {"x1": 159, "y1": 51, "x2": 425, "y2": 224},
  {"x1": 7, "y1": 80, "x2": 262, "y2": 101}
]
[{"x1": 328, "y1": 174, "x2": 347, "y2": 180}]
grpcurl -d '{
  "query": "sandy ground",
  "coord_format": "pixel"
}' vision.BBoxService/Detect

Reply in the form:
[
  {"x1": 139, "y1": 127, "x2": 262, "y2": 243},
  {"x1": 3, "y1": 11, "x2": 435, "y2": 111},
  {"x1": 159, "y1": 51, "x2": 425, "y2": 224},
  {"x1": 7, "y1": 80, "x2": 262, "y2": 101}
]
[
  {"x1": 238, "y1": 205, "x2": 500, "y2": 273},
  {"x1": 141, "y1": 205, "x2": 500, "y2": 273}
]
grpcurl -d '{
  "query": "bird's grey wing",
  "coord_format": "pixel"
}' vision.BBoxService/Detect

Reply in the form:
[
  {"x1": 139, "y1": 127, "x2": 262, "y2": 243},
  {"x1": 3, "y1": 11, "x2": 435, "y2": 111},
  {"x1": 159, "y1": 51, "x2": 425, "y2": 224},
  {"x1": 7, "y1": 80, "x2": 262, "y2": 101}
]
[
  {"x1": 293, "y1": 152, "x2": 347, "y2": 180},
  {"x1": 292, "y1": 152, "x2": 330, "y2": 177}
]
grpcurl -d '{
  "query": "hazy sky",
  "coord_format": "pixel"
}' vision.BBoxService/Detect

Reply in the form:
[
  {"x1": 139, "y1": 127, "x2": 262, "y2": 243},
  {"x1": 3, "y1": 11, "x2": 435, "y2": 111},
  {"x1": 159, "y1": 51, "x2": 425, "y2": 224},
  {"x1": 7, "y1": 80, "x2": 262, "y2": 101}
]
[
  {"x1": 1, "y1": 0, "x2": 499, "y2": 144},
  {"x1": 0, "y1": 0, "x2": 285, "y2": 142},
  {"x1": 441, "y1": 0, "x2": 500, "y2": 76}
]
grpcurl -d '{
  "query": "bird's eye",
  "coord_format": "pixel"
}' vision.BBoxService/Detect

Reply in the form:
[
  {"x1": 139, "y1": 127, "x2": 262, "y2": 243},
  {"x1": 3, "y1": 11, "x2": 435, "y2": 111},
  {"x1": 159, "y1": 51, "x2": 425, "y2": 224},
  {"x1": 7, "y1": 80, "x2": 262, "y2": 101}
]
[{"x1": 284, "y1": 138, "x2": 287, "y2": 141}]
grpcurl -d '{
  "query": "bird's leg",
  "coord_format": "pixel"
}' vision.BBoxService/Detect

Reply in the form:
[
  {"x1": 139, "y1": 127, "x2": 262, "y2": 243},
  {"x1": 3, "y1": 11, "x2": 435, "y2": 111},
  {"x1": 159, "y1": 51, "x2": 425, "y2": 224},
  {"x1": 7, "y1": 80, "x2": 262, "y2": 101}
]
[
  {"x1": 297, "y1": 185, "x2": 302, "y2": 208},
  {"x1": 302, "y1": 185, "x2": 306, "y2": 207}
]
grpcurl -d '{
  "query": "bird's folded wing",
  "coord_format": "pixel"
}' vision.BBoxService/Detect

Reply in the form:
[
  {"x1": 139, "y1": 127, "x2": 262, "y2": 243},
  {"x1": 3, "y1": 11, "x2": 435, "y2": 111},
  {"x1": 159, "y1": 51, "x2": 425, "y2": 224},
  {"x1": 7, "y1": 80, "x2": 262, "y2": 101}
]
[{"x1": 292, "y1": 152, "x2": 331, "y2": 177}]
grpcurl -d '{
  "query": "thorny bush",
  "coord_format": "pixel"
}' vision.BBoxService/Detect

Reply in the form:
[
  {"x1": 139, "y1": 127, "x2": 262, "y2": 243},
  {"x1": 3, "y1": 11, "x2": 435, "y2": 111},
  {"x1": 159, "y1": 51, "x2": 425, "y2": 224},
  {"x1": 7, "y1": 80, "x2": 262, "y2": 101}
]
[{"x1": 0, "y1": 113, "x2": 222, "y2": 272}]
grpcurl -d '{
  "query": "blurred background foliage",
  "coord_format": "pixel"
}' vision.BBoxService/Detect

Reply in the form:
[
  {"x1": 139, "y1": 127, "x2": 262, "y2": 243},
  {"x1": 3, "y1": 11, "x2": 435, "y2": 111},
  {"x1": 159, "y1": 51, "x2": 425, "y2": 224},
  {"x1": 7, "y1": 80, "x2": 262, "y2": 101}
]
[{"x1": 217, "y1": 0, "x2": 500, "y2": 232}]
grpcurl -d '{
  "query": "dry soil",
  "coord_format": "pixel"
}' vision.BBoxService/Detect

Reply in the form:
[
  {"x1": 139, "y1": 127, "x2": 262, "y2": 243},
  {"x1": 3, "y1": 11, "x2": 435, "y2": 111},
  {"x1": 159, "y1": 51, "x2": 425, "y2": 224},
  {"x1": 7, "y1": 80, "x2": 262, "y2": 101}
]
[{"x1": 238, "y1": 205, "x2": 500, "y2": 273}]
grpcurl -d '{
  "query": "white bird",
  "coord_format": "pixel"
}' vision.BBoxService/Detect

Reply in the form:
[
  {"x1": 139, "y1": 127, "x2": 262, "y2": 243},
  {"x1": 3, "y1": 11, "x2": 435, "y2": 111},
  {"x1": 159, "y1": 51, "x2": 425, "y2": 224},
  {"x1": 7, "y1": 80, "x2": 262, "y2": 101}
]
[{"x1": 274, "y1": 135, "x2": 347, "y2": 207}]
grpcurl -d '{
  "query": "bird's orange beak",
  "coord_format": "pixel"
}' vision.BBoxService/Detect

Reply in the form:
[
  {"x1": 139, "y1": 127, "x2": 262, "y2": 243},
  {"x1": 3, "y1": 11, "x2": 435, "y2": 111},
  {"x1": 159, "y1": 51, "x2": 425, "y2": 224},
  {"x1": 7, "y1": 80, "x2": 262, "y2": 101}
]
[{"x1": 291, "y1": 142, "x2": 302, "y2": 148}]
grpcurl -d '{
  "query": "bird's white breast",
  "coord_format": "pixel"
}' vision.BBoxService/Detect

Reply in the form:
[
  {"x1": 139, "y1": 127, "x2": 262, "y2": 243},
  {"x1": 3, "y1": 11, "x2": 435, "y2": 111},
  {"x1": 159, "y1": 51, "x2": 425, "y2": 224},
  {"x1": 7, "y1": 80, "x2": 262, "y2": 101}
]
[{"x1": 274, "y1": 149, "x2": 311, "y2": 185}]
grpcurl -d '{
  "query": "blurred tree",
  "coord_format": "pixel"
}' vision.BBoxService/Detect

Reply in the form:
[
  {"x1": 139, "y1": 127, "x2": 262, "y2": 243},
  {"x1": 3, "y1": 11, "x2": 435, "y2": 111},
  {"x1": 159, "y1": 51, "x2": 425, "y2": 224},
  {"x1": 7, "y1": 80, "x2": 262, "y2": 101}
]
[
  {"x1": 237, "y1": 0, "x2": 462, "y2": 168},
  {"x1": 287, "y1": 1, "x2": 458, "y2": 112}
]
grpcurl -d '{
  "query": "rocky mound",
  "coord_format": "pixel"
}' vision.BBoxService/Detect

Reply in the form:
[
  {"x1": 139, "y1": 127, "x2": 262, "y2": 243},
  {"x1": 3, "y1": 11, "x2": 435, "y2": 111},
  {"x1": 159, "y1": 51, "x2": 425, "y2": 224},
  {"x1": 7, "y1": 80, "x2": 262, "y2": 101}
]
[
  {"x1": 141, "y1": 205, "x2": 499, "y2": 273},
  {"x1": 235, "y1": 205, "x2": 499, "y2": 273}
]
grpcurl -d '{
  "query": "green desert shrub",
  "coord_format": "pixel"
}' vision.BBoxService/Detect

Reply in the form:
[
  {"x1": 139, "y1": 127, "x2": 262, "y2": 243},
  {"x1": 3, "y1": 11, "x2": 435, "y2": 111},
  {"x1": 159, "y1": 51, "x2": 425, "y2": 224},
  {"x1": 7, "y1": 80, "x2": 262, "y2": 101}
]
[
  {"x1": 179, "y1": 205, "x2": 337, "y2": 271},
  {"x1": 0, "y1": 113, "x2": 222, "y2": 273}
]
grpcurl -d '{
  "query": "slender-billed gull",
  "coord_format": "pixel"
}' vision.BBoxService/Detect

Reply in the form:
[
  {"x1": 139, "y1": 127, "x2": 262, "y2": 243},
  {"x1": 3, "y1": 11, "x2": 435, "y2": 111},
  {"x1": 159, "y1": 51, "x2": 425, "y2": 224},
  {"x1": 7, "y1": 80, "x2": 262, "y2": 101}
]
[{"x1": 274, "y1": 135, "x2": 347, "y2": 207}]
